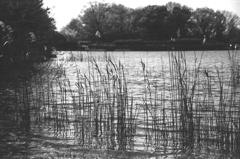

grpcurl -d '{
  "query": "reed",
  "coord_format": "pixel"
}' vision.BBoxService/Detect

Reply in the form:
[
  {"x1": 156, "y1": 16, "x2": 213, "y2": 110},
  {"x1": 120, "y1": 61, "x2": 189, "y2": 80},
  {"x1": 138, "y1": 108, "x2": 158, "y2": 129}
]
[{"x1": 1, "y1": 50, "x2": 240, "y2": 158}]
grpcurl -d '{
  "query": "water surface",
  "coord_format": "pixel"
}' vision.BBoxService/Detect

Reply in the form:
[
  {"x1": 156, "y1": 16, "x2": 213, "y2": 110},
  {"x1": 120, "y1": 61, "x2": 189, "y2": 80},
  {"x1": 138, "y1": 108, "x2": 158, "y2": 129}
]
[{"x1": 1, "y1": 50, "x2": 240, "y2": 158}]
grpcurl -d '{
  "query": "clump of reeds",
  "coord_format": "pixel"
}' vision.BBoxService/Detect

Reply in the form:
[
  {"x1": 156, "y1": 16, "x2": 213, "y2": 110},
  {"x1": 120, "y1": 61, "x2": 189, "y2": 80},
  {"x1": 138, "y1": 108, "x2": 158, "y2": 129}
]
[
  {"x1": 42, "y1": 54, "x2": 139, "y2": 152},
  {"x1": 66, "y1": 51, "x2": 84, "y2": 62},
  {"x1": 137, "y1": 49, "x2": 240, "y2": 157},
  {"x1": 2, "y1": 49, "x2": 240, "y2": 158}
]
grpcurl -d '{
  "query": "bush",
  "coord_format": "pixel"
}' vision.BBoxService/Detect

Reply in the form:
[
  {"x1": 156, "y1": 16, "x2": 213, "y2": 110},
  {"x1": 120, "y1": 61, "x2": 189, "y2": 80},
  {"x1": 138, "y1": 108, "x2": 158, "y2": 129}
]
[
  {"x1": 173, "y1": 38, "x2": 203, "y2": 45},
  {"x1": 143, "y1": 40, "x2": 171, "y2": 45},
  {"x1": 78, "y1": 41, "x2": 94, "y2": 45},
  {"x1": 112, "y1": 39, "x2": 203, "y2": 46},
  {"x1": 112, "y1": 39, "x2": 144, "y2": 45},
  {"x1": 230, "y1": 38, "x2": 240, "y2": 44}
]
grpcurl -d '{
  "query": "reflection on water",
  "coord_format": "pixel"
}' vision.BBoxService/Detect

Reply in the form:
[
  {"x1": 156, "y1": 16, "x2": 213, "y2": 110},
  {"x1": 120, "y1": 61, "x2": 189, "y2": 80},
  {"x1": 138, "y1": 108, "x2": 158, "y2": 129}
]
[{"x1": 1, "y1": 50, "x2": 240, "y2": 158}]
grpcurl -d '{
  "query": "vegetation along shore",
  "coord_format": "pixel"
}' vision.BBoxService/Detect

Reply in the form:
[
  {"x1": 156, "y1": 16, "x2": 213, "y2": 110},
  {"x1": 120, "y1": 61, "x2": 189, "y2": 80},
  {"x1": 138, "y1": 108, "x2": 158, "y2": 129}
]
[
  {"x1": 60, "y1": 1, "x2": 240, "y2": 51},
  {"x1": 0, "y1": 0, "x2": 240, "y2": 158}
]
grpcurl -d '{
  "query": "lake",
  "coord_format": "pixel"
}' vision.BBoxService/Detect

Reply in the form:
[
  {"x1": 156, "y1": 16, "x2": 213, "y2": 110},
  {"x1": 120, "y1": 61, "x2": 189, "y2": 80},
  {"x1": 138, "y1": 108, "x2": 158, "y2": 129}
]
[
  {"x1": 1, "y1": 50, "x2": 240, "y2": 158},
  {"x1": 59, "y1": 50, "x2": 240, "y2": 102}
]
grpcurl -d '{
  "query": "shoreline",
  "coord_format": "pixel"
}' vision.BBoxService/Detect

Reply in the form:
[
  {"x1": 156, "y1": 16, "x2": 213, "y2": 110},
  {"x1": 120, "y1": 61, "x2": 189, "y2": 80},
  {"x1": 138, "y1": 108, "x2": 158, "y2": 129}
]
[{"x1": 58, "y1": 43, "x2": 239, "y2": 51}]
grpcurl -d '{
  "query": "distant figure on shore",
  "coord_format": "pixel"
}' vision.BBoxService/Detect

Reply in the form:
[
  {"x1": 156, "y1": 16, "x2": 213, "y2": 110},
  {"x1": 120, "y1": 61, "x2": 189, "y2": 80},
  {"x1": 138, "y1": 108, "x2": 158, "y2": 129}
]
[
  {"x1": 171, "y1": 37, "x2": 176, "y2": 42},
  {"x1": 229, "y1": 44, "x2": 239, "y2": 50},
  {"x1": 95, "y1": 31, "x2": 101, "y2": 38},
  {"x1": 170, "y1": 37, "x2": 175, "y2": 50},
  {"x1": 235, "y1": 44, "x2": 239, "y2": 50},
  {"x1": 202, "y1": 35, "x2": 206, "y2": 44}
]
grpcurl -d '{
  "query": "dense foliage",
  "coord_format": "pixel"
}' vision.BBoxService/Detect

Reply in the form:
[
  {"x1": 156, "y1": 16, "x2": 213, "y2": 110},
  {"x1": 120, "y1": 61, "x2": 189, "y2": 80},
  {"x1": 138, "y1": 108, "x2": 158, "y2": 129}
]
[
  {"x1": 0, "y1": 0, "x2": 60, "y2": 82},
  {"x1": 61, "y1": 1, "x2": 240, "y2": 44}
]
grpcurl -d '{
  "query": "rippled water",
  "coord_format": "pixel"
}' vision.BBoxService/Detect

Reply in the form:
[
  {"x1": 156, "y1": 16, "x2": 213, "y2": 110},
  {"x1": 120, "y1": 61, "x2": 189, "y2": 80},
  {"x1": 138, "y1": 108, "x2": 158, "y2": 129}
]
[
  {"x1": 1, "y1": 50, "x2": 240, "y2": 158},
  {"x1": 59, "y1": 50, "x2": 240, "y2": 99}
]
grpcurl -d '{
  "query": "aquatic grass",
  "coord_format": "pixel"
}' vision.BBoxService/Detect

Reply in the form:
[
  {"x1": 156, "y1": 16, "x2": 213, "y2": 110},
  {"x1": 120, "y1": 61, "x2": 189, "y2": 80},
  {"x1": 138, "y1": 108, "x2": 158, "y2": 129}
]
[
  {"x1": 1, "y1": 50, "x2": 240, "y2": 158},
  {"x1": 62, "y1": 51, "x2": 113, "y2": 63},
  {"x1": 66, "y1": 51, "x2": 84, "y2": 62},
  {"x1": 135, "y1": 50, "x2": 240, "y2": 157},
  {"x1": 52, "y1": 56, "x2": 140, "y2": 151}
]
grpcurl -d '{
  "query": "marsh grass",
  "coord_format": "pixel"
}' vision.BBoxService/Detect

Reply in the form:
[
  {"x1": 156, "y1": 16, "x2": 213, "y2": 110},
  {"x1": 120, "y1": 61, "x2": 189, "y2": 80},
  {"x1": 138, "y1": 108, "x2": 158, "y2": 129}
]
[
  {"x1": 1, "y1": 50, "x2": 240, "y2": 158},
  {"x1": 60, "y1": 51, "x2": 111, "y2": 62}
]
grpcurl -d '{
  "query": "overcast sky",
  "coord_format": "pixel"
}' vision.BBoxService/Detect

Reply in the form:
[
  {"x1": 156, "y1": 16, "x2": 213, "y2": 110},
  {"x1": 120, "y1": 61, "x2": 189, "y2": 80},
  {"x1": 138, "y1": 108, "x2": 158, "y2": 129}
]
[{"x1": 43, "y1": 0, "x2": 240, "y2": 31}]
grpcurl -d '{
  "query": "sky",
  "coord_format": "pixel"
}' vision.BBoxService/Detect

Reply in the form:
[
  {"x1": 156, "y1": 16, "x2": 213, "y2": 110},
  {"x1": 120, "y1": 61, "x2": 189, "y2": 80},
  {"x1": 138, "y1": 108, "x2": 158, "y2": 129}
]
[{"x1": 43, "y1": 0, "x2": 240, "y2": 31}]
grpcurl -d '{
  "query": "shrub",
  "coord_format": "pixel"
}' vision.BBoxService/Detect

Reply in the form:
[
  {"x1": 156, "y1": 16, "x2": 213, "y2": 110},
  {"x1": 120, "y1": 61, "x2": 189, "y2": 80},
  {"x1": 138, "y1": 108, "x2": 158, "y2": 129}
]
[
  {"x1": 112, "y1": 39, "x2": 144, "y2": 45},
  {"x1": 173, "y1": 38, "x2": 203, "y2": 45},
  {"x1": 78, "y1": 41, "x2": 94, "y2": 45},
  {"x1": 143, "y1": 40, "x2": 171, "y2": 45}
]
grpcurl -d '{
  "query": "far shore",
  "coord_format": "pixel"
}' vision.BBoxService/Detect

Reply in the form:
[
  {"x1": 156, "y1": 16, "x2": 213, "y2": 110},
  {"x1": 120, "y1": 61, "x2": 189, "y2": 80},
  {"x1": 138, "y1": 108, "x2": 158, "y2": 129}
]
[{"x1": 58, "y1": 43, "x2": 239, "y2": 52}]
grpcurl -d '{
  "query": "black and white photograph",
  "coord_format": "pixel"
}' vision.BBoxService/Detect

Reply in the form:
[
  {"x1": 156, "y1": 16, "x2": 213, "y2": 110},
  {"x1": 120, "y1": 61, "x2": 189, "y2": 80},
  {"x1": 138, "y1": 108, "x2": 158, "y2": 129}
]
[{"x1": 0, "y1": 0, "x2": 240, "y2": 158}]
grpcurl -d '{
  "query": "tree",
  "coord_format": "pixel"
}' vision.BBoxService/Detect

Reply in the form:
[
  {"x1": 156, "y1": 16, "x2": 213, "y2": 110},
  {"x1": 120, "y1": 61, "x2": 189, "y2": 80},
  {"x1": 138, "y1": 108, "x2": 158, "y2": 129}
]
[
  {"x1": 221, "y1": 10, "x2": 240, "y2": 42},
  {"x1": 212, "y1": 11, "x2": 226, "y2": 42},
  {"x1": 167, "y1": 5, "x2": 192, "y2": 38},
  {"x1": 166, "y1": 1, "x2": 182, "y2": 12},
  {"x1": 0, "y1": 0, "x2": 56, "y2": 82},
  {"x1": 65, "y1": 2, "x2": 134, "y2": 42},
  {"x1": 62, "y1": 1, "x2": 240, "y2": 44},
  {"x1": 0, "y1": 0, "x2": 56, "y2": 59},
  {"x1": 60, "y1": 18, "x2": 83, "y2": 42},
  {"x1": 102, "y1": 3, "x2": 133, "y2": 41},
  {"x1": 190, "y1": 8, "x2": 215, "y2": 38},
  {"x1": 137, "y1": 5, "x2": 170, "y2": 40},
  {"x1": 79, "y1": 1, "x2": 111, "y2": 42},
  {"x1": 0, "y1": 0, "x2": 55, "y2": 40},
  {"x1": 122, "y1": 8, "x2": 144, "y2": 39},
  {"x1": 188, "y1": 7, "x2": 226, "y2": 42}
]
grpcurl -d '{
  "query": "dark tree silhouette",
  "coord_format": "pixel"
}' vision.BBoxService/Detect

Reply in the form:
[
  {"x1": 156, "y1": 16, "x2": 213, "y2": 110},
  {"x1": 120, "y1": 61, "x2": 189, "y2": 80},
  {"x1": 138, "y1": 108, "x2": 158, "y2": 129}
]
[
  {"x1": 0, "y1": 0, "x2": 57, "y2": 82},
  {"x1": 61, "y1": 1, "x2": 240, "y2": 45}
]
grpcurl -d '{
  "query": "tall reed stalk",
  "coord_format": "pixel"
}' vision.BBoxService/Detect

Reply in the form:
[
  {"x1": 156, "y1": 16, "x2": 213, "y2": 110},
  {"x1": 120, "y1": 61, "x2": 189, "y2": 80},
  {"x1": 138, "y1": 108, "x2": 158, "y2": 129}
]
[{"x1": 2, "y1": 50, "x2": 240, "y2": 158}]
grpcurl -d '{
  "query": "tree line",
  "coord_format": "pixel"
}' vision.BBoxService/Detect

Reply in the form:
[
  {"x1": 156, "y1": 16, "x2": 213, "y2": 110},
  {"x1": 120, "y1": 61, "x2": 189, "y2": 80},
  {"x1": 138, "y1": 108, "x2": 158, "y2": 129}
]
[{"x1": 61, "y1": 1, "x2": 240, "y2": 45}]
